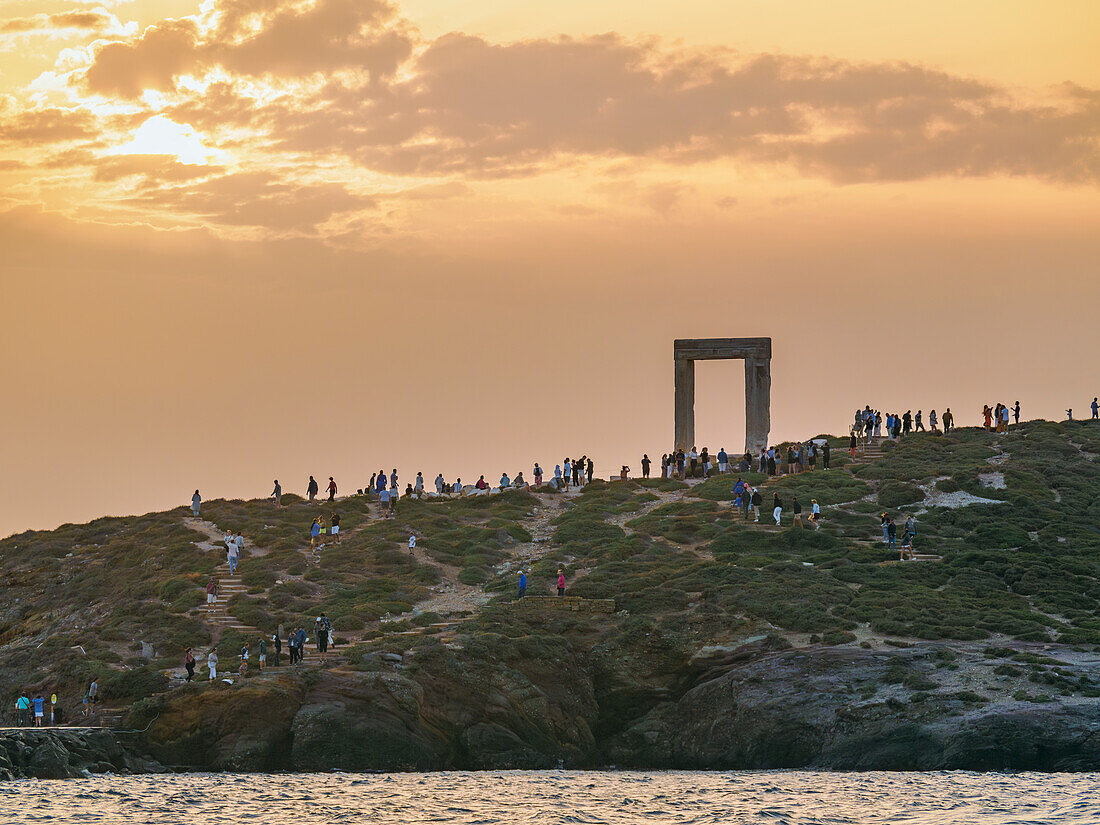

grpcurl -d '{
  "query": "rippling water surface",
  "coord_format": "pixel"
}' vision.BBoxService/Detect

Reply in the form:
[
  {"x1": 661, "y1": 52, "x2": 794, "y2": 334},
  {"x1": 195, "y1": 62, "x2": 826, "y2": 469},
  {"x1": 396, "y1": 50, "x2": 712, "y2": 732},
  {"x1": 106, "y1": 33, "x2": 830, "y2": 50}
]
[{"x1": 2, "y1": 771, "x2": 1098, "y2": 824}]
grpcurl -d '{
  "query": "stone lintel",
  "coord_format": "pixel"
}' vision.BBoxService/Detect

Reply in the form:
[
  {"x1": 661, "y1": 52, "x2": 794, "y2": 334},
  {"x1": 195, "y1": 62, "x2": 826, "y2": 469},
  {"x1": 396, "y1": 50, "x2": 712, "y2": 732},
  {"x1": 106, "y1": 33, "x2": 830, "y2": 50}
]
[{"x1": 674, "y1": 337, "x2": 771, "y2": 362}]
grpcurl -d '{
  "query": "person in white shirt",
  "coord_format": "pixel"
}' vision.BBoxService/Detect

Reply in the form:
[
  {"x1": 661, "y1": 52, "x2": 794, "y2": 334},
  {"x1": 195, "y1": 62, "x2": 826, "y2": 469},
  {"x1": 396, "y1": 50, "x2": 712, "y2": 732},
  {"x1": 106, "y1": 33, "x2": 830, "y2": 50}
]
[
  {"x1": 435, "y1": 474, "x2": 445, "y2": 495},
  {"x1": 234, "y1": 532, "x2": 244, "y2": 558},
  {"x1": 452, "y1": 479, "x2": 462, "y2": 494},
  {"x1": 414, "y1": 473, "x2": 425, "y2": 496},
  {"x1": 207, "y1": 648, "x2": 219, "y2": 681},
  {"x1": 227, "y1": 536, "x2": 240, "y2": 574}
]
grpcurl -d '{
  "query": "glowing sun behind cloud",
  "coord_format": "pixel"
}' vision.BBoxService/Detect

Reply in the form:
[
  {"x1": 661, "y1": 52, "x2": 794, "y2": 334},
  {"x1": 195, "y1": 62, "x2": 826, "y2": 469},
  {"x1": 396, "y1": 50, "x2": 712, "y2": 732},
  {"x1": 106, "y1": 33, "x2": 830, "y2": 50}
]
[{"x1": 113, "y1": 115, "x2": 214, "y2": 164}]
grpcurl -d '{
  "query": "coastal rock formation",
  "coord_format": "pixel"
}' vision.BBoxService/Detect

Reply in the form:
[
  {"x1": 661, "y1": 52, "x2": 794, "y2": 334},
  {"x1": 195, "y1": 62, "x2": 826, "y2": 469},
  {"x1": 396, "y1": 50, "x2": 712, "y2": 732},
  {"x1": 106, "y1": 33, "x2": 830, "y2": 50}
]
[{"x1": 0, "y1": 729, "x2": 163, "y2": 780}]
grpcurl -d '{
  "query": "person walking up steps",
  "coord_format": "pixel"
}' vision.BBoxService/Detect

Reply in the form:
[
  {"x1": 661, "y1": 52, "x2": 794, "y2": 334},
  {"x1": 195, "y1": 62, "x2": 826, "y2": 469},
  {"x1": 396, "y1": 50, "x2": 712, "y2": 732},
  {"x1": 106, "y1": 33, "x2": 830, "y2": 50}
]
[
  {"x1": 207, "y1": 648, "x2": 218, "y2": 681},
  {"x1": 810, "y1": 499, "x2": 822, "y2": 530},
  {"x1": 206, "y1": 577, "x2": 217, "y2": 612},
  {"x1": 184, "y1": 647, "x2": 196, "y2": 682},
  {"x1": 191, "y1": 490, "x2": 201, "y2": 518},
  {"x1": 792, "y1": 496, "x2": 803, "y2": 528},
  {"x1": 327, "y1": 476, "x2": 337, "y2": 502},
  {"x1": 517, "y1": 570, "x2": 527, "y2": 599},
  {"x1": 307, "y1": 475, "x2": 319, "y2": 503},
  {"x1": 227, "y1": 535, "x2": 240, "y2": 574},
  {"x1": 822, "y1": 440, "x2": 830, "y2": 470},
  {"x1": 772, "y1": 493, "x2": 783, "y2": 526},
  {"x1": 751, "y1": 487, "x2": 762, "y2": 522}
]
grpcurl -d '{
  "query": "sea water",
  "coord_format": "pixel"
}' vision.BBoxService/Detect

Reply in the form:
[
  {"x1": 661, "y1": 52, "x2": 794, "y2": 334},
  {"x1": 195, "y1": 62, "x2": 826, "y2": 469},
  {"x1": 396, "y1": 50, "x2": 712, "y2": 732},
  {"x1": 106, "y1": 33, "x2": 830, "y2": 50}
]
[{"x1": 2, "y1": 770, "x2": 1098, "y2": 824}]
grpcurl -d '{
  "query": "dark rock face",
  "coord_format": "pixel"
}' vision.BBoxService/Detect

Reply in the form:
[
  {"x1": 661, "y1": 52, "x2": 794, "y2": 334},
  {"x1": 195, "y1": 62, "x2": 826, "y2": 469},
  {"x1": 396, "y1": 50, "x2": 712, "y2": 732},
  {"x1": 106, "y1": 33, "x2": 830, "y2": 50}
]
[
  {"x1": 0, "y1": 729, "x2": 162, "y2": 779},
  {"x1": 130, "y1": 644, "x2": 1100, "y2": 774},
  {"x1": 608, "y1": 646, "x2": 1100, "y2": 771}
]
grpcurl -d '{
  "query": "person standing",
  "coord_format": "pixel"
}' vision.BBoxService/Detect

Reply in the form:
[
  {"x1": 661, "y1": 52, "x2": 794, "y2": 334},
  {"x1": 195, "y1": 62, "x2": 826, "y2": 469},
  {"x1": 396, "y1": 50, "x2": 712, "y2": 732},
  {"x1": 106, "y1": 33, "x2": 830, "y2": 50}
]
[
  {"x1": 272, "y1": 479, "x2": 282, "y2": 506},
  {"x1": 772, "y1": 493, "x2": 783, "y2": 526},
  {"x1": 16, "y1": 692, "x2": 30, "y2": 727},
  {"x1": 1015, "y1": 401, "x2": 1023, "y2": 425},
  {"x1": 751, "y1": 487, "x2": 762, "y2": 523},
  {"x1": 562, "y1": 459, "x2": 571, "y2": 491},
  {"x1": 717, "y1": 448, "x2": 728, "y2": 474},
  {"x1": 184, "y1": 647, "x2": 196, "y2": 682},
  {"x1": 414, "y1": 472, "x2": 425, "y2": 497},
  {"x1": 33, "y1": 695, "x2": 44, "y2": 727},
  {"x1": 207, "y1": 648, "x2": 218, "y2": 681},
  {"x1": 1092, "y1": 398, "x2": 1099, "y2": 420},
  {"x1": 1001, "y1": 405, "x2": 1011, "y2": 432},
  {"x1": 929, "y1": 410, "x2": 938, "y2": 431},
  {"x1": 641, "y1": 455, "x2": 651, "y2": 479},
  {"x1": 942, "y1": 408, "x2": 954, "y2": 433},
  {"x1": 310, "y1": 518, "x2": 322, "y2": 550},
  {"x1": 822, "y1": 440, "x2": 830, "y2": 470},
  {"x1": 557, "y1": 569, "x2": 566, "y2": 596},
  {"x1": 586, "y1": 457, "x2": 594, "y2": 484},
  {"x1": 191, "y1": 490, "x2": 201, "y2": 518},
  {"x1": 903, "y1": 410, "x2": 912, "y2": 435},
  {"x1": 272, "y1": 632, "x2": 281, "y2": 667},
  {"x1": 307, "y1": 475, "x2": 319, "y2": 503},
  {"x1": 327, "y1": 477, "x2": 337, "y2": 502},
  {"x1": 572, "y1": 459, "x2": 581, "y2": 487},
  {"x1": 517, "y1": 570, "x2": 527, "y2": 599},
  {"x1": 689, "y1": 447, "x2": 699, "y2": 478},
  {"x1": 533, "y1": 463, "x2": 543, "y2": 487},
  {"x1": 330, "y1": 512, "x2": 340, "y2": 544},
  {"x1": 887, "y1": 518, "x2": 898, "y2": 554},
  {"x1": 435, "y1": 473, "x2": 446, "y2": 495},
  {"x1": 792, "y1": 497, "x2": 803, "y2": 528},
  {"x1": 206, "y1": 577, "x2": 217, "y2": 612},
  {"x1": 315, "y1": 617, "x2": 328, "y2": 665},
  {"x1": 287, "y1": 630, "x2": 298, "y2": 665}
]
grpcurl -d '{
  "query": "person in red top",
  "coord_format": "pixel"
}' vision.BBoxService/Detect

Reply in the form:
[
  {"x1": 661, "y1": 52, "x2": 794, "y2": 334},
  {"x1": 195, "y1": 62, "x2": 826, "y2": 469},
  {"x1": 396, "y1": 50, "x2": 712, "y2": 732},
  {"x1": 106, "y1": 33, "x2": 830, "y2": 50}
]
[
  {"x1": 557, "y1": 569, "x2": 566, "y2": 596},
  {"x1": 475, "y1": 475, "x2": 488, "y2": 490},
  {"x1": 983, "y1": 406, "x2": 993, "y2": 430},
  {"x1": 327, "y1": 477, "x2": 337, "y2": 502}
]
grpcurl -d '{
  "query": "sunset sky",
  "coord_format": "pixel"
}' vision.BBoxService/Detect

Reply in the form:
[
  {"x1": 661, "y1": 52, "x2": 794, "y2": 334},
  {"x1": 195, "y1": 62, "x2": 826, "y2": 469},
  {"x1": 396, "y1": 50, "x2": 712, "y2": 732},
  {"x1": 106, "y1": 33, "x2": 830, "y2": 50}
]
[{"x1": 1, "y1": 0, "x2": 1098, "y2": 537}]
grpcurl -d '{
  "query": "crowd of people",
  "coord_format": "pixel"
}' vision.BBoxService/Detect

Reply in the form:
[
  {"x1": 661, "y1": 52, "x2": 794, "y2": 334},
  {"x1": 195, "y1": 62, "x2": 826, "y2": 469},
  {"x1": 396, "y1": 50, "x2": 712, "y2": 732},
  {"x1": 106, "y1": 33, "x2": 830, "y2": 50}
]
[{"x1": 197, "y1": 616, "x2": 336, "y2": 682}]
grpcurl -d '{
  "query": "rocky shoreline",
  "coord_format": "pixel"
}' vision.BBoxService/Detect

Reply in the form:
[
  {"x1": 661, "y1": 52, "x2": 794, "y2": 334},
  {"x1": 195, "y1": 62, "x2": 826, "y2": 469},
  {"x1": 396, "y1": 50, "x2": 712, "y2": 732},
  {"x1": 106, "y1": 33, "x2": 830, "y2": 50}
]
[
  {"x1": 0, "y1": 729, "x2": 164, "y2": 780},
  {"x1": 115, "y1": 640, "x2": 1100, "y2": 774}
]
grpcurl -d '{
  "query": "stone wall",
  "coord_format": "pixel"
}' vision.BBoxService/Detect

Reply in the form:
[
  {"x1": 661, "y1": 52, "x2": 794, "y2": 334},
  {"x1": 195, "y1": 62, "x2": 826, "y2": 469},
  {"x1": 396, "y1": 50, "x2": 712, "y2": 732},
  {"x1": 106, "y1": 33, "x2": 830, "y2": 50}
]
[{"x1": 518, "y1": 596, "x2": 616, "y2": 614}]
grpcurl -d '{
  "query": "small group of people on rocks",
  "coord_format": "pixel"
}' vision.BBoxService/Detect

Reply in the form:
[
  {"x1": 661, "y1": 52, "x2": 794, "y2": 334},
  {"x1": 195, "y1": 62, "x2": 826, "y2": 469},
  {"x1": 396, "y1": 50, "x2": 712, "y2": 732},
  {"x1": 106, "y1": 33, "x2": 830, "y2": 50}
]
[
  {"x1": 12, "y1": 689, "x2": 64, "y2": 727},
  {"x1": 983, "y1": 402, "x2": 1020, "y2": 432},
  {"x1": 190, "y1": 616, "x2": 335, "y2": 683}
]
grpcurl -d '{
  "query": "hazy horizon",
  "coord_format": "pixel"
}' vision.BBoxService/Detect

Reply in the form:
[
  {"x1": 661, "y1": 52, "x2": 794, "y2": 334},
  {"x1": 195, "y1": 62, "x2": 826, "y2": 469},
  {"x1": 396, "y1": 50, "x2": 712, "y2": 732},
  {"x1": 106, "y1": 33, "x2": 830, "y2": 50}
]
[{"x1": 1, "y1": 0, "x2": 1098, "y2": 538}]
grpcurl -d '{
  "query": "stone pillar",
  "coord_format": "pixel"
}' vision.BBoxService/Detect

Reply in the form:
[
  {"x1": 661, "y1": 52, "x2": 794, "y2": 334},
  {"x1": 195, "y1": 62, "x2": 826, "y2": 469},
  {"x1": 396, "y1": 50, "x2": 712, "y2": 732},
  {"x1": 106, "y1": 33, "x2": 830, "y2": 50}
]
[
  {"x1": 744, "y1": 356, "x2": 771, "y2": 454},
  {"x1": 674, "y1": 358, "x2": 695, "y2": 450}
]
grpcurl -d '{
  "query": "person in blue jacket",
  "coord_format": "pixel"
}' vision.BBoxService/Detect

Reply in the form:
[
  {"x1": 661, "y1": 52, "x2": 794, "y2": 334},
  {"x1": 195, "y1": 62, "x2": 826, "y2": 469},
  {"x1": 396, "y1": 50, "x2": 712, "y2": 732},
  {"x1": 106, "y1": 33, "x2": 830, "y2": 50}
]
[{"x1": 517, "y1": 570, "x2": 527, "y2": 599}]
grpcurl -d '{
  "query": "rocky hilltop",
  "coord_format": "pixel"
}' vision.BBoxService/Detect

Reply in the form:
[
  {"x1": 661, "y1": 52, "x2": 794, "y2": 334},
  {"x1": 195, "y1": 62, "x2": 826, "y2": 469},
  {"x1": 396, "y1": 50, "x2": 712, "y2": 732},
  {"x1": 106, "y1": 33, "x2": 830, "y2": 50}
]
[{"x1": 4, "y1": 419, "x2": 1100, "y2": 774}]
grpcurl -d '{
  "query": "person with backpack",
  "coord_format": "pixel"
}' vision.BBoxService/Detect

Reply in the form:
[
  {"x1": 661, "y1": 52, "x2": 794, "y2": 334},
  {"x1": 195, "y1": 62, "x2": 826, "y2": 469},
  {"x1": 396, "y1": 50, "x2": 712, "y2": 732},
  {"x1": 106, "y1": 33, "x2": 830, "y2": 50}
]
[
  {"x1": 307, "y1": 475, "x2": 319, "y2": 503},
  {"x1": 517, "y1": 570, "x2": 527, "y2": 599}
]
